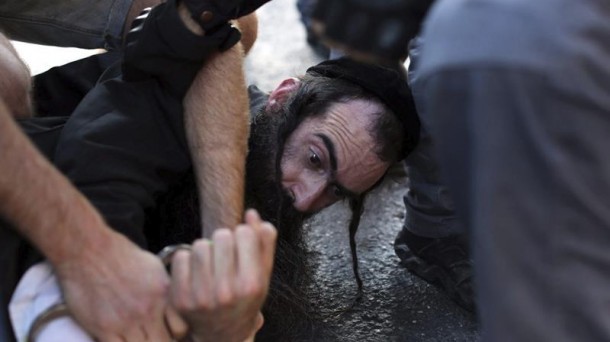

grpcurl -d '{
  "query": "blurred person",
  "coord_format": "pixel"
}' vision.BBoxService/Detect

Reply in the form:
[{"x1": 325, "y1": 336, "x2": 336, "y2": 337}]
[
  {"x1": 417, "y1": 0, "x2": 610, "y2": 339},
  {"x1": 296, "y1": 0, "x2": 330, "y2": 58},
  {"x1": 393, "y1": 35, "x2": 474, "y2": 312},
  {"x1": 0, "y1": 0, "x2": 160, "y2": 50}
]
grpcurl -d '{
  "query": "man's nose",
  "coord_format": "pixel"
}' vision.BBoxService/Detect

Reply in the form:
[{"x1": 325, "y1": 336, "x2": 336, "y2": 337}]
[{"x1": 292, "y1": 179, "x2": 328, "y2": 213}]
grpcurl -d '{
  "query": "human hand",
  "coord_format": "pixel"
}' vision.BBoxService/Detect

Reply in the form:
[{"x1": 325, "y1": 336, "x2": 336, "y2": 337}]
[
  {"x1": 54, "y1": 230, "x2": 175, "y2": 341},
  {"x1": 180, "y1": 0, "x2": 270, "y2": 41},
  {"x1": 182, "y1": 0, "x2": 271, "y2": 21},
  {"x1": 169, "y1": 209, "x2": 277, "y2": 342}
]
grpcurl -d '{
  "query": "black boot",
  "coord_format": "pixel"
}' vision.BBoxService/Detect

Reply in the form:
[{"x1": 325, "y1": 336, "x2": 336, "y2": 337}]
[{"x1": 394, "y1": 227, "x2": 475, "y2": 312}]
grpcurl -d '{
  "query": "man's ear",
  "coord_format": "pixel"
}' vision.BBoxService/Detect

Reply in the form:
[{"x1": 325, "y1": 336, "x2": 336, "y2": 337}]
[{"x1": 266, "y1": 78, "x2": 301, "y2": 112}]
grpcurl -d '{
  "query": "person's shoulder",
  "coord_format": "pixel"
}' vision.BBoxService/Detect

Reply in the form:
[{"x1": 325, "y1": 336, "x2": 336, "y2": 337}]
[{"x1": 418, "y1": 0, "x2": 583, "y2": 76}]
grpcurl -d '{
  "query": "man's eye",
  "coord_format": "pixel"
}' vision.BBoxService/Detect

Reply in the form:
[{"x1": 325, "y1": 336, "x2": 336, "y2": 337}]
[{"x1": 309, "y1": 152, "x2": 321, "y2": 167}]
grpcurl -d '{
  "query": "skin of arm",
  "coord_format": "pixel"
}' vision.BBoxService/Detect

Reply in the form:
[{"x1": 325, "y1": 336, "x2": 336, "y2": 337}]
[
  {"x1": 0, "y1": 27, "x2": 178, "y2": 342},
  {"x1": 170, "y1": 9, "x2": 271, "y2": 340},
  {"x1": 0, "y1": 97, "x2": 177, "y2": 341},
  {"x1": 179, "y1": 6, "x2": 257, "y2": 237},
  {"x1": 181, "y1": 8, "x2": 253, "y2": 237},
  {"x1": 184, "y1": 46, "x2": 249, "y2": 237},
  {"x1": 0, "y1": 33, "x2": 32, "y2": 118}
]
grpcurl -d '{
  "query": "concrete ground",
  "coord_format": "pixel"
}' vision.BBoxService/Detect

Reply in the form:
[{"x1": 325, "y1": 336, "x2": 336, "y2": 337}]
[{"x1": 247, "y1": 1, "x2": 479, "y2": 341}]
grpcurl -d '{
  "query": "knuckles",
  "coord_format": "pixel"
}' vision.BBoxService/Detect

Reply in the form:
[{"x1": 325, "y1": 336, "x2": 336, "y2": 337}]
[
  {"x1": 215, "y1": 286, "x2": 235, "y2": 308},
  {"x1": 237, "y1": 278, "x2": 265, "y2": 300}
]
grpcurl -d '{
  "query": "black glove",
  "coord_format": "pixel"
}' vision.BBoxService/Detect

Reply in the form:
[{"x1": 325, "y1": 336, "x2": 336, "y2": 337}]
[
  {"x1": 312, "y1": 0, "x2": 434, "y2": 62},
  {"x1": 122, "y1": 0, "x2": 238, "y2": 97},
  {"x1": 181, "y1": 0, "x2": 271, "y2": 33}
]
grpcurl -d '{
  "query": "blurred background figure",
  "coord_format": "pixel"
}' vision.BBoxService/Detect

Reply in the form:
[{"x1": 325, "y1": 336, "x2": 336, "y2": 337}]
[{"x1": 296, "y1": 0, "x2": 329, "y2": 58}]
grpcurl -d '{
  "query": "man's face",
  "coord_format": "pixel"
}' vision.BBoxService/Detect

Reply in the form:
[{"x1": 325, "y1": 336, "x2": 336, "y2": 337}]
[
  {"x1": 244, "y1": 89, "x2": 391, "y2": 335},
  {"x1": 280, "y1": 99, "x2": 390, "y2": 213}
]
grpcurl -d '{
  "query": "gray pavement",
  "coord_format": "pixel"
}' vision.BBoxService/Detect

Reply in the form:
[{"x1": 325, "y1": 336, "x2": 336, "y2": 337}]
[{"x1": 246, "y1": 1, "x2": 479, "y2": 341}]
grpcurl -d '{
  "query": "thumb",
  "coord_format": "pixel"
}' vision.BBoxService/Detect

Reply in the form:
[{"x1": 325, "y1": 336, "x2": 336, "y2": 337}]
[
  {"x1": 165, "y1": 306, "x2": 189, "y2": 340},
  {"x1": 242, "y1": 312, "x2": 265, "y2": 342}
]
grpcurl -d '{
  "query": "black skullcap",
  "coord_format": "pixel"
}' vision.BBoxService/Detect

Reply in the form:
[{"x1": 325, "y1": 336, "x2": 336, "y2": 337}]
[{"x1": 306, "y1": 57, "x2": 420, "y2": 160}]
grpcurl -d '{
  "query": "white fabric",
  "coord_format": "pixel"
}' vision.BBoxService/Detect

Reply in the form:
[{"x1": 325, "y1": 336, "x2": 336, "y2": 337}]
[{"x1": 9, "y1": 262, "x2": 93, "y2": 342}]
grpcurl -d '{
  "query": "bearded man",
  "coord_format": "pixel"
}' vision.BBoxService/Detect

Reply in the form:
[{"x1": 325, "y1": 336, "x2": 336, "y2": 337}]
[{"x1": 0, "y1": 0, "x2": 419, "y2": 340}]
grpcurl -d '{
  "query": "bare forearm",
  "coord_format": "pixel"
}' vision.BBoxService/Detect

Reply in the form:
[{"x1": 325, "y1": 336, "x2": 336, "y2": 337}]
[
  {"x1": 0, "y1": 33, "x2": 32, "y2": 118},
  {"x1": 0, "y1": 101, "x2": 113, "y2": 264},
  {"x1": 184, "y1": 44, "x2": 249, "y2": 237}
]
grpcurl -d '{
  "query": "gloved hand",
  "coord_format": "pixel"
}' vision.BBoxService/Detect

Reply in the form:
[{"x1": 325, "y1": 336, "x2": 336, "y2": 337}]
[
  {"x1": 122, "y1": 0, "x2": 245, "y2": 97},
  {"x1": 181, "y1": 0, "x2": 271, "y2": 33}
]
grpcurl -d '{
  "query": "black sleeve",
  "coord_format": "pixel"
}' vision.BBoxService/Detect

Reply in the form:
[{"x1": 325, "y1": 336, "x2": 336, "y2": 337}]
[
  {"x1": 51, "y1": 0, "x2": 246, "y2": 247},
  {"x1": 122, "y1": 0, "x2": 236, "y2": 98},
  {"x1": 53, "y1": 77, "x2": 191, "y2": 247}
]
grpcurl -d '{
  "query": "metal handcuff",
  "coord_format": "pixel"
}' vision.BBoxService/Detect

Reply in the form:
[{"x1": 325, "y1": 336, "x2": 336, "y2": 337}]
[{"x1": 25, "y1": 244, "x2": 193, "y2": 342}]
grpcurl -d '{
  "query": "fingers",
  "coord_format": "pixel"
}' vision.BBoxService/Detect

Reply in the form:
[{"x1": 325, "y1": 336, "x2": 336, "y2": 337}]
[
  {"x1": 142, "y1": 319, "x2": 173, "y2": 342},
  {"x1": 191, "y1": 239, "x2": 214, "y2": 307},
  {"x1": 143, "y1": 280, "x2": 175, "y2": 342},
  {"x1": 170, "y1": 250, "x2": 192, "y2": 310},
  {"x1": 243, "y1": 209, "x2": 277, "y2": 282},
  {"x1": 235, "y1": 224, "x2": 263, "y2": 293},
  {"x1": 244, "y1": 209, "x2": 262, "y2": 229},
  {"x1": 212, "y1": 229, "x2": 237, "y2": 305},
  {"x1": 58, "y1": 238, "x2": 175, "y2": 342},
  {"x1": 255, "y1": 312, "x2": 264, "y2": 331},
  {"x1": 259, "y1": 222, "x2": 277, "y2": 277},
  {"x1": 166, "y1": 251, "x2": 190, "y2": 340},
  {"x1": 243, "y1": 209, "x2": 277, "y2": 281},
  {"x1": 164, "y1": 306, "x2": 189, "y2": 340},
  {"x1": 242, "y1": 312, "x2": 265, "y2": 342},
  {"x1": 166, "y1": 212, "x2": 277, "y2": 342}
]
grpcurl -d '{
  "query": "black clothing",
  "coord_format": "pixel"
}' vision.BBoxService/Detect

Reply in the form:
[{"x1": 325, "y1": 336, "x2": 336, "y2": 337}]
[{"x1": 0, "y1": 1, "x2": 241, "y2": 339}]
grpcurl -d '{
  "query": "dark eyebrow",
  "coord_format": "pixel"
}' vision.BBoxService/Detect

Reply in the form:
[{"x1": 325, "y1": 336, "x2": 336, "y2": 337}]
[{"x1": 315, "y1": 133, "x2": 359, "y2": 198}]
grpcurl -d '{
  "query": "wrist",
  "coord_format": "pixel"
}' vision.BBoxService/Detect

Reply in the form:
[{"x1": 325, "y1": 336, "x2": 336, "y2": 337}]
[
  {"x1": 42, "y1": 195, "x2": 117, "y2": 267},
  {"x1": 52, "y1": 224, "x2": 131, "y2": 279}
]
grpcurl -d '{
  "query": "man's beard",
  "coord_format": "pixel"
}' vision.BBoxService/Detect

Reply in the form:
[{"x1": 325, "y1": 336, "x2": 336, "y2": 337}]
[
  {"x1": 148, "y1": 105, "x2": 318, "y2": 341},
  {"x1": 246, "y1": 106, "x2": 318, "y2": 340},
  {"x1": 245, "y1": 105, "x2": 311, "y2": 230}
]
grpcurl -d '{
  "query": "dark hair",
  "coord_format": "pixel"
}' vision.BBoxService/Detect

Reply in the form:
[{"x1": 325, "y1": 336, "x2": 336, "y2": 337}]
[
  {"x1": 275, "y1": 74, "x2": 404, "y2": 294},
  {"x1": 287, "y1": 74, "x2": 404, "y2": 163}
]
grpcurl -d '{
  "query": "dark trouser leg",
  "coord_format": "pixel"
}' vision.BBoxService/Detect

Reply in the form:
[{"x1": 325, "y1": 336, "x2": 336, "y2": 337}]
[
  {"x1": 394, "y1": 36, "x2": 473, "y2": 311},
  {"x1": 424, "y1": 66, "x2": 610, "y2": 341},
  {"x1": 296, "y1": 0, "x2": 329, "y2": 58},
  {"x1": 0, "y1": 0, "x2": 132, "y2": 50},
  {"x1": 402, "y1": 36, "x2": 462, "y2": 239}
]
